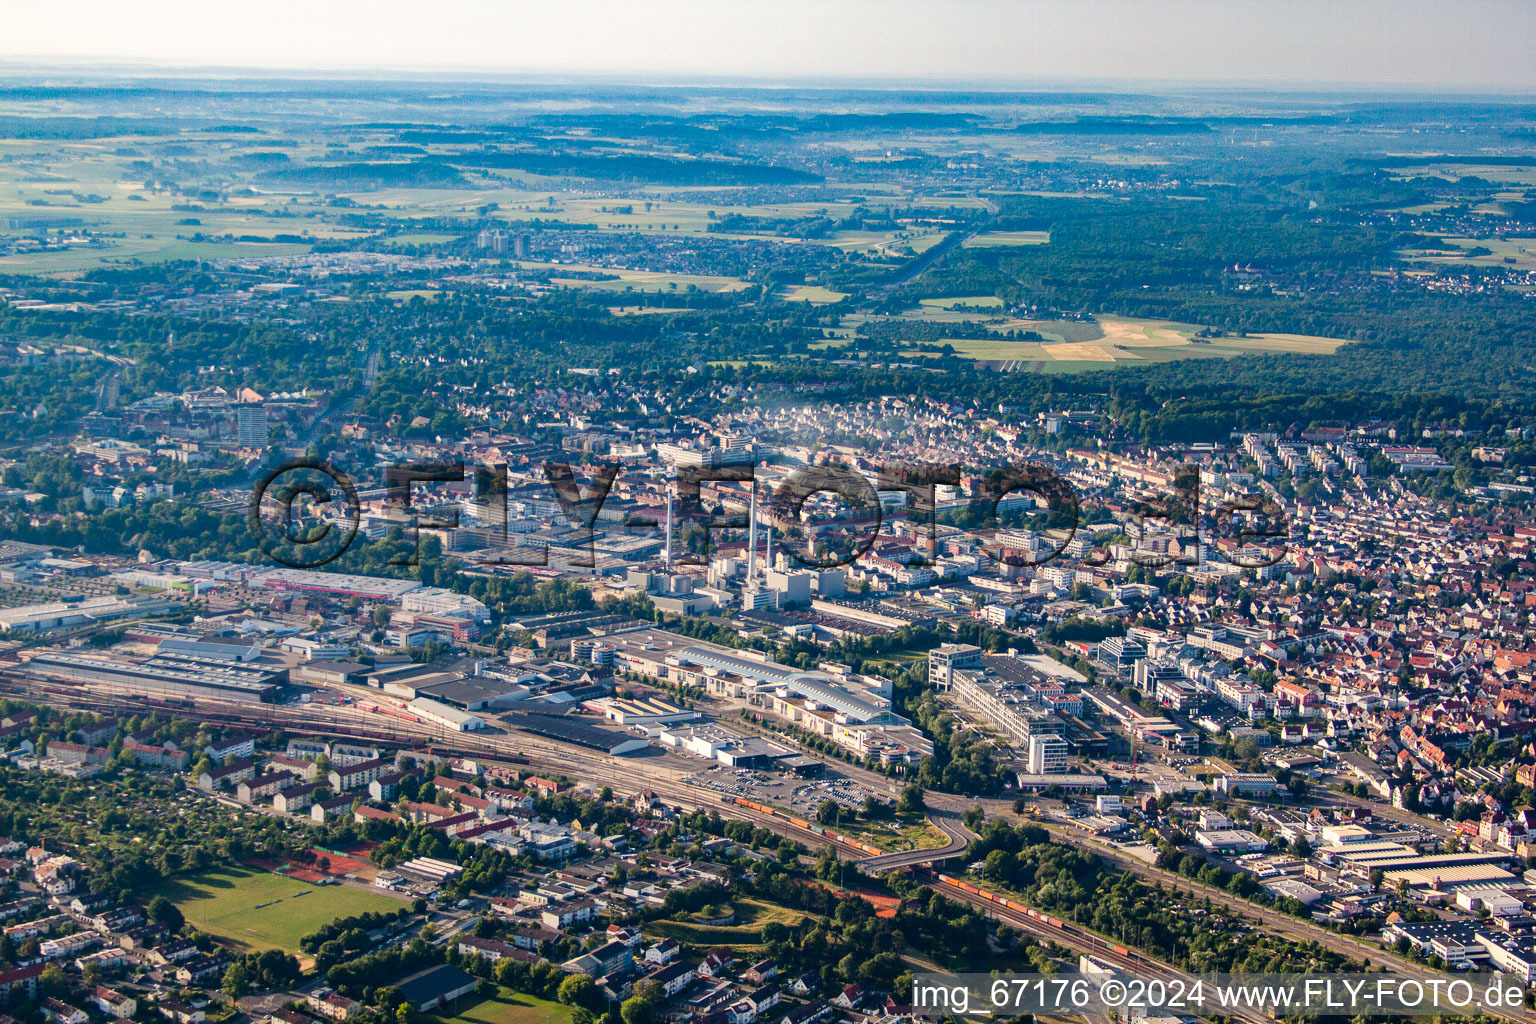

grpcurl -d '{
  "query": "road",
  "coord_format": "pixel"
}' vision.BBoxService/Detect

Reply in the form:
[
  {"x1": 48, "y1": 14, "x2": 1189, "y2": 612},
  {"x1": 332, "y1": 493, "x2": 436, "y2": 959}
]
[
  {"x1": 871, "y1": 197, "x2": 997, "y2": 297},
  {"x1": 1043, "y1": 824, "x2": 1536, "y2": 1023},
  {"x1": 14, "y1": 676, "x2": 1535, "y2": 1023},
  {"x1": 861, "y1": 808, "x2": 972, "y2": 871},
  {"x1": 242, "y1": 345, "x2": 374, "y2": 488}
]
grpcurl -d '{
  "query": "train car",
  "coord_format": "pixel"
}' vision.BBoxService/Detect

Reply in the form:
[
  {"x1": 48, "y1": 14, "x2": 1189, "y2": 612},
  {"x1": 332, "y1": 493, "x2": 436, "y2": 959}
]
[{"x1": 1112, "y1": 945, "x2": 1130, "y2": 956}]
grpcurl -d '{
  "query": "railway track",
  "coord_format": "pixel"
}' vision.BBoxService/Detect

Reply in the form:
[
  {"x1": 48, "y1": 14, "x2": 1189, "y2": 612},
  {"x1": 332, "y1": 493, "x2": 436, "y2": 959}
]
[
  {"x1": 0, "y1": 678, "x2": 853, "y2": 857},
  {"x1": 922, "y1": 873, "x2": 1275, "y2": 1024},
  {"x1": 1042, "y1": 824, "x2": 1530, "y2": 1003},
  {"x1": 18, "y1": 678, "x2": 1533, "y2": 1023}
]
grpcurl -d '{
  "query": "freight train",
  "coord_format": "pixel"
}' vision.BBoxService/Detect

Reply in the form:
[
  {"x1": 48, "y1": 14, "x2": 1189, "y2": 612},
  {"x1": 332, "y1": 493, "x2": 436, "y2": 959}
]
[
  {"x1": 730, "y1": 796, "x2": 887, "y2": 856},
  {"x1": 929, "y1": 870, "x2": 1133, "y2": 957}
]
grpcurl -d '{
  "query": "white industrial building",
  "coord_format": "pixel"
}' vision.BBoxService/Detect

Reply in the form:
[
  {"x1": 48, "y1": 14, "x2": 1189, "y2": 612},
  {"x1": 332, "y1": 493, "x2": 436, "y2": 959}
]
[
  {"x1": 401, "y1": 587, "x2": 491, "y2": 623},
  {"x1": 408, "y1": 697, "x2": 486, "y2": 731},
  {"x1": 0, "y1": 595, "x2": 171, "y2": 633}
]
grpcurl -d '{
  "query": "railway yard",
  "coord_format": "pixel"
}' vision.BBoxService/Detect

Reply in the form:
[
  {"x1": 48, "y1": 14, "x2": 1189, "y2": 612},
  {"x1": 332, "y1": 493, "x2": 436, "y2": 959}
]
[{"x1": 6, "y1": 669, "x2": 1532, "y2": 1024}]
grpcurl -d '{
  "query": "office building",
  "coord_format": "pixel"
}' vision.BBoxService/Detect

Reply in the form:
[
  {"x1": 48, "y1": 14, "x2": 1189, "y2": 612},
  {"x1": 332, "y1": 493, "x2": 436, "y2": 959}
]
[{"x1": 1027, "y1": 734, "x2": 1069, "y2": 774}]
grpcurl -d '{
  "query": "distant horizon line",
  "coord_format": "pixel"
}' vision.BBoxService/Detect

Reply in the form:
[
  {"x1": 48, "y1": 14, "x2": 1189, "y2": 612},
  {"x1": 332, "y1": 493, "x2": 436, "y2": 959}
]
[{"x1": 2, "y1": 59, "x2": 1535, "y2": 98}]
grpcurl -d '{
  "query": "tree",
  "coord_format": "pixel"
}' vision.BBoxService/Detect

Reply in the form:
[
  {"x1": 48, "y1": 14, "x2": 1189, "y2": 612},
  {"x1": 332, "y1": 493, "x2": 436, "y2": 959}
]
[
  {"x1": 897, "y1": 782, "x2": 926, "y2": 814},
  {"x1": 40, "y1": 964, "x2": 67, "y2": 997},
  {"x1": 148, "y1": 894, "x2": 185, "y2": 932},
  {"x1": 558, "y1": 974, "x2": 598, "y2": 1010},
  {"x1": 620, "y1": 995, "x2": 656, "y2": 1024},
  {"x1": 222, "y1": 961, "x2": 251, "y2": 1000}
]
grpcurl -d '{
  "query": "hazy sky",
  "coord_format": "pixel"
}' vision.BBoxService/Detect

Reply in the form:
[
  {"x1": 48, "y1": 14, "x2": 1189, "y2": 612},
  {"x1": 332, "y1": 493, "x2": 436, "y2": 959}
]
[{"x1": 7, "y1": 0, "x2": 1536, "y2": 90}]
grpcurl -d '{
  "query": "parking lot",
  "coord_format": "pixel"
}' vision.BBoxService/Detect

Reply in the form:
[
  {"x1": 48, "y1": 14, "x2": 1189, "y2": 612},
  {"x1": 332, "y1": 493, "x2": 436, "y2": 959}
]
[{"x1": 684, "y1": 764, "x2": 884, "y2": 816}]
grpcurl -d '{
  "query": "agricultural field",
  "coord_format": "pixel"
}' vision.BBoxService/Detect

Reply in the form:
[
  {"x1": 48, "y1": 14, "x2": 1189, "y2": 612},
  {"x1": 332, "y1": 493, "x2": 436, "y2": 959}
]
[
  {"x1": 1387, "y1": 161, "x2": 1536, "y2": 185},
  {"x1": 1402, "y1": 236, "x2": 1536, "y2": 271},
  {"x1": 435, "y1": 988, "x2": 570, "y2": 1024},
  {"x1": 144, "y1": 866, "x2": 404, "y2": 952},
  {"x1": 511, "y1": 260, "x2": 752, "y2": 294},
  {"x1": 608, "y1": 305, "x2": 695, "y2": 316},
  {"x1": 385, "y1": 232, "x2": 461, "y2": 245},
  {"x1": 826, "y1": 228, "x2": 949, "y2": 256},
  {"x1": 890, "y1": 314, "x2": 1350, "y2": 372},
  {"x1": 0, "y1": 138, "x2": 368, "y2": 275},
  {"x1": 847, "y1": 306, "x2": 1100, "y2": 337},
  {"x1": 917, "y1": 295, "x2": 1004, "y2": 310},
  {"x1": 0, "y1": 122, "x2": 999, "y2": 282},
  {"x1": 961, "y1": 230, "x2": 1051, "y2": 247},
  {"x1": 0, "y1": 237, "x2": 313, "y2": 275},
  {"x1": 780, "y1": 284, "x2": 849, "y2": 304},
  {"x1": 495, "y1": 196, "x2": 869, "y2": 234}
]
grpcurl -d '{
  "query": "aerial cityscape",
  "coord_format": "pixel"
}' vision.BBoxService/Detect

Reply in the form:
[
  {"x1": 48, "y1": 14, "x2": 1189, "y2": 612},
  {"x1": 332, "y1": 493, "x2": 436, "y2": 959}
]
[{"x1": 2, "y1": 3, "x2": 1536, "y2": 1023}]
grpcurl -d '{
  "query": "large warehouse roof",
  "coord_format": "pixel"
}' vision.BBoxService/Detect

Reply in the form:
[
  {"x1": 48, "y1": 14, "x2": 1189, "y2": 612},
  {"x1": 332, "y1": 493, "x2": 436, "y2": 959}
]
[
  {"x1": 677, "y1": 647, "x2": 898, "y2": 724},
  {"x1": 253, "y1": 568, "x2": 421, "y2": 601},
  {"x1": 1383, "y1": 863, "x2": 1517, "y2": 888},
  {"x1": 26, "y1": 651, "x2": 286, "y2": 700},
  {"x1": 500, "y1": 711, "x2": 648, "y2": 755}
]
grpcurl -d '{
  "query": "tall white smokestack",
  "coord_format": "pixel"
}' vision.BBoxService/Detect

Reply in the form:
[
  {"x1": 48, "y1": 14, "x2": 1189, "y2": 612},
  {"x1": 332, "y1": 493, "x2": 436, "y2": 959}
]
[
  {"x1": 664, "y1": 482, "x2": 674, "y2": 568},
  {"x1": 766, "y1": 523, "x2": 773, "y2": 573},
  {"x1": 747, "y1": 478, "x2": 758, "y2": 582}
]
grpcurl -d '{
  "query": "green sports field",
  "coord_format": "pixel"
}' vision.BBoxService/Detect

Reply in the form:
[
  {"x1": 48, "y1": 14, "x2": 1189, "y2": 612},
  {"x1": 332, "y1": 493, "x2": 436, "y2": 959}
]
[
  {"x1": 436, "y1": 988, "x2": 570, "y2": 1024},
  {"x1": 145, "y1": 866, "x2": 404, "y2": 952}
]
